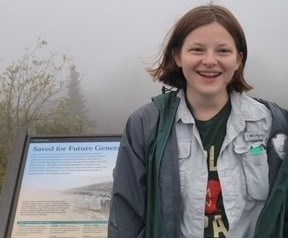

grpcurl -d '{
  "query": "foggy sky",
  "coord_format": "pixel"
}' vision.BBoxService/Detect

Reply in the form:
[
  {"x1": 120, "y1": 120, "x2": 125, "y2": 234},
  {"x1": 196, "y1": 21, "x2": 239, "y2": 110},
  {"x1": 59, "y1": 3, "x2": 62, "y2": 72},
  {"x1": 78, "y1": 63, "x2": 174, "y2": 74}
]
[{"x1": 0, "y1": 0, "x2": 287, "y2": 134}]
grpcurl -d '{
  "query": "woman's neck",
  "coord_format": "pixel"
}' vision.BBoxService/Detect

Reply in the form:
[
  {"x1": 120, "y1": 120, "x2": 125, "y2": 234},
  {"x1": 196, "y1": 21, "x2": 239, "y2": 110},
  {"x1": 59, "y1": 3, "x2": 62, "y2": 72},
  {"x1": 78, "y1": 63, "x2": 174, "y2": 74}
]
[{"x1": 185, "y1": 89, "x2": 229, "y2": 121}]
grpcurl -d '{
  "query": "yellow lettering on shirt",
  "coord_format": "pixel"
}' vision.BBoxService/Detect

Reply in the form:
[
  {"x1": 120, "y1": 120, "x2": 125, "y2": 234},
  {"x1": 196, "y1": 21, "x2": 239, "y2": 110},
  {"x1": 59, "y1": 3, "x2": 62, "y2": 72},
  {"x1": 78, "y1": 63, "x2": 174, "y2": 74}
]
[
  {"x1": 213, "y1": 215, "x2": 228, "y2": 237},
  {"x1": 204, "y1": 215, "x2": 209, "y2": 228},
  {"x1": 209, "y1": 146, "x2": 217, "y2": 172}
]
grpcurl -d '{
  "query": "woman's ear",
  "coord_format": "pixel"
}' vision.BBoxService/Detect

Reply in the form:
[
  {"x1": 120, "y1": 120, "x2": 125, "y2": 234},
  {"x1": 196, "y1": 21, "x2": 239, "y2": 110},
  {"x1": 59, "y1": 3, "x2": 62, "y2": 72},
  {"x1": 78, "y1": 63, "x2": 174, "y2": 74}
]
[
  {"x1": 172, "y1": 49, "x2": 182, "y2": 67},
  {"x1": 235, "y1": 52, "x2": 243, "y2": 70}
]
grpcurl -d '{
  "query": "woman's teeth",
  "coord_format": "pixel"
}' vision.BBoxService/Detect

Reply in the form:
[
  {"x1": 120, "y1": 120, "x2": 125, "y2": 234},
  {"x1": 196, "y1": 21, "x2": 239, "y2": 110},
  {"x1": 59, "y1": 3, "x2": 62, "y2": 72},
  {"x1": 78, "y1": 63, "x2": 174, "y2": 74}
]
[{"x1": 197, "y1": 71, "x2": 221, "y2": 77}]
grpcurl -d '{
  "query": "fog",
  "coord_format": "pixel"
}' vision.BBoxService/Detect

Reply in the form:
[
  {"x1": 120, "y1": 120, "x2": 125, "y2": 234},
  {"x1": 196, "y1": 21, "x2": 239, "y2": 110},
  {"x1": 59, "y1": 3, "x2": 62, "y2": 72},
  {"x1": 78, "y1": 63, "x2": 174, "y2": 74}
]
[{"x1": 0, "y1": 0, "x2": 287, "y2": 135}]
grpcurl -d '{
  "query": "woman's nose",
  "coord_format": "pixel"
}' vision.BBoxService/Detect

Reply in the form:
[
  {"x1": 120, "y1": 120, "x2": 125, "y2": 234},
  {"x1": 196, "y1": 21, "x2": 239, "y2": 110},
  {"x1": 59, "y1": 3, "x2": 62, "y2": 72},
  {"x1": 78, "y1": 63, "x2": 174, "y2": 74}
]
[{"x1": 201, "y1": 52, "x2": 218, "y2": 67}]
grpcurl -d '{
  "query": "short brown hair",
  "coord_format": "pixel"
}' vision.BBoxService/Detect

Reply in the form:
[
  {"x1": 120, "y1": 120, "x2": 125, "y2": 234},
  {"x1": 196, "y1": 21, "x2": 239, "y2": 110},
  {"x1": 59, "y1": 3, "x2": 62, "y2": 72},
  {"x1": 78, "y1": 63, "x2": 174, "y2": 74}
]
[{"x1": 147, "y1": 4, "x2": 252, "y2": 92}]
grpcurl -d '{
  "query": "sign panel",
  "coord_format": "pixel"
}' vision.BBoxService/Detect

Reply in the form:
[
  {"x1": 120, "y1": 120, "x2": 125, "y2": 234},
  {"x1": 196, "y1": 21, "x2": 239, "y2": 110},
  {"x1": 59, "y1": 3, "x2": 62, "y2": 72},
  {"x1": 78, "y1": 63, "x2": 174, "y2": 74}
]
[{"x1": 8, "y1": 136, "x2": 120, "y2": 238}]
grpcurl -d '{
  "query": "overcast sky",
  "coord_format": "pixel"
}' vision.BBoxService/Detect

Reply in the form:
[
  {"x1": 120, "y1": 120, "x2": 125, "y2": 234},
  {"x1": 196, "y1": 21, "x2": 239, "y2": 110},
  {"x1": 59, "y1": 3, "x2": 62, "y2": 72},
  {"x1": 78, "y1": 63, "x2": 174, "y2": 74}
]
[{"x1": 0, "y1": 0, "x2": 287, "y2": 134}]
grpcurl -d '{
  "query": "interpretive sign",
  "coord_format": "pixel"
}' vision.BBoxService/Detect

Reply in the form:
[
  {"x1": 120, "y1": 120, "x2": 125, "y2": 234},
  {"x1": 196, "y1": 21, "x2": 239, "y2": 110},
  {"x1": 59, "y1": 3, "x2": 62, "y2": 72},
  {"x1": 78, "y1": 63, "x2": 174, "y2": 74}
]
[{"x1": 0, "y1": 129, "x2": 121, "y2": 238}]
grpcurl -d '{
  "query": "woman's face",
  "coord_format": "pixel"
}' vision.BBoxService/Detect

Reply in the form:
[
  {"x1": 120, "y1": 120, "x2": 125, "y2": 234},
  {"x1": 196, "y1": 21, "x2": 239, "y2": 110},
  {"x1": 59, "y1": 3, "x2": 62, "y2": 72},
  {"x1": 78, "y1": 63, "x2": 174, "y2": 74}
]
[{"x1": 174, "y1": 22, "x2": 242, "y2": 98}]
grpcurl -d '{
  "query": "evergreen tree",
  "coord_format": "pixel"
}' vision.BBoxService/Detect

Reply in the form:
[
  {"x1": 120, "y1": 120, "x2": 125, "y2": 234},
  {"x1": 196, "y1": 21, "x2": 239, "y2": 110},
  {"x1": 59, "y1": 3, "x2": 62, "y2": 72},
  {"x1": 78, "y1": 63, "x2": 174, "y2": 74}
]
[{"x1": 68, "y1": 65, "x2": 88, "y2": 120}]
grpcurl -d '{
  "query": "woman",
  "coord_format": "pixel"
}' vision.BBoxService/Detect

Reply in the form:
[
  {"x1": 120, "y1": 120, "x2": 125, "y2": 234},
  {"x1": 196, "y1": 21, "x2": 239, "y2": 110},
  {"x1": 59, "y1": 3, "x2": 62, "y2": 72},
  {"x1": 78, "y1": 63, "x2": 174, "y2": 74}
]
[{"x1": 108, "y1": 4, "x2": 287, "y2": 238}]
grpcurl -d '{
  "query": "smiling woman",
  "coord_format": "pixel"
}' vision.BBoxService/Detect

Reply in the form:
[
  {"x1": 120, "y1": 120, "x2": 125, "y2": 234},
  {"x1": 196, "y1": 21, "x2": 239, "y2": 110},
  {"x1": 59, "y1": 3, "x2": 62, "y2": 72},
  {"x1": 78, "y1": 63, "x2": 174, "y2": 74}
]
[
  {"x1": 108, "y1": 3, "x2": 288, "y2": 238},
  {"x1": 173, "y1": 22, "x2": 244, "y2": 120}
]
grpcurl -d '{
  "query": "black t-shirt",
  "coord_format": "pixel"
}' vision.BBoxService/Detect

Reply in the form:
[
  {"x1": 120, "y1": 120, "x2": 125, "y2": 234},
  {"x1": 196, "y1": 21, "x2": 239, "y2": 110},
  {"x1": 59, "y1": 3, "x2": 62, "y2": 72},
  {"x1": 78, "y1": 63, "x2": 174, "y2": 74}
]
[{"x1": 194, "y1": 101, "x2": 231, "y2": 238}]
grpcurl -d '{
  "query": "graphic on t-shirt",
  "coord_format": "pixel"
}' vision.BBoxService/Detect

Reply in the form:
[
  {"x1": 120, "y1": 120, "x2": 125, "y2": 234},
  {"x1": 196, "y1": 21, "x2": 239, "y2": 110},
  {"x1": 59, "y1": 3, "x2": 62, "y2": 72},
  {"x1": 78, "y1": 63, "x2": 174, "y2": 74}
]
[
  {"x1": 205, "y1": 180, "x2": 221, "y2": 214},
  {"x1": 204, "y1": 145, "x2": 229, "y2": 238}
]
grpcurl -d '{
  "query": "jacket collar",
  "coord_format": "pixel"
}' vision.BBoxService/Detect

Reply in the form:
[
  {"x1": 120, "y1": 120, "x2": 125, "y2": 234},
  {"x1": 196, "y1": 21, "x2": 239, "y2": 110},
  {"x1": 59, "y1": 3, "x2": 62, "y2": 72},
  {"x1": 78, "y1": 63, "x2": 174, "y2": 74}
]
[
  {"x1": 153, "y1": 89, "x2": 271, "y2": 128},
  {"x1": 175, "y1": 90, "x2": 195, "y2": 124},
  {"x1": 230, "y1": 91, "x2": 269, "y2": 122}
]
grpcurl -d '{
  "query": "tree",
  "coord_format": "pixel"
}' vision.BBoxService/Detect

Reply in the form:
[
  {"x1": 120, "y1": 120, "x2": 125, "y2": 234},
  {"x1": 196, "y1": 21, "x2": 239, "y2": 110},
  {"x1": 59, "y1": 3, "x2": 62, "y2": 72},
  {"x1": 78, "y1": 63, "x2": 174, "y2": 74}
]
[
  {"x1": 34, "y1": 97, "x2": 94, "y2": 135},
  {"x1": 33, "y1": 64, "x2": 94, "y2": 134},
  {"x1": 0, "y1": 39, "x2": 94, "y2": 191},
  {"x1": 68, "y1": 65, "x2": 88, "y2": 119},
  {"x1": 0, "y1": 40, "x2": 69, "y2": 137}
]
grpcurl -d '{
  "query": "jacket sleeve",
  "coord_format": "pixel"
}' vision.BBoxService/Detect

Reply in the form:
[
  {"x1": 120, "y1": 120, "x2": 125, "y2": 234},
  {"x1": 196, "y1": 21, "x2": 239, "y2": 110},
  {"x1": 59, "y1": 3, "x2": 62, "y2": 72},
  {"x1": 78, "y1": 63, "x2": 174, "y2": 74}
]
[
  {"x1": 107, "y1": 110, "x2": 149, "y2": 237},
  {"x1": 253, "y1": 101, "x2": 288, "y2": 237}
]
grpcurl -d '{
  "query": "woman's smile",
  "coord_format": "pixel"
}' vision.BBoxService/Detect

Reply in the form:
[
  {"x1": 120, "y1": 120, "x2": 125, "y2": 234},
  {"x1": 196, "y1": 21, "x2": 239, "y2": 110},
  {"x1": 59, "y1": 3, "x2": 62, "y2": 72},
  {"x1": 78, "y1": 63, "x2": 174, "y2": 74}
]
[{"x1": 197, "y1": 70, "x2": 222, "y2": 78}]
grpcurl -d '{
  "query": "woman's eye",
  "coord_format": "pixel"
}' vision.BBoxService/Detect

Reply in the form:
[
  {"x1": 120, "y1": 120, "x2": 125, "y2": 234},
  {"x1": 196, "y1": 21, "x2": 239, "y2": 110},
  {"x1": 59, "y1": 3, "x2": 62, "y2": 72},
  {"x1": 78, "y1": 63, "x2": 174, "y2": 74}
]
[
  {"x1": 218, "y1": 49, "x2": 231, "y2": 54},
  {"x1": 190, "y1": 48, "x2": 204, "y2": 53}
]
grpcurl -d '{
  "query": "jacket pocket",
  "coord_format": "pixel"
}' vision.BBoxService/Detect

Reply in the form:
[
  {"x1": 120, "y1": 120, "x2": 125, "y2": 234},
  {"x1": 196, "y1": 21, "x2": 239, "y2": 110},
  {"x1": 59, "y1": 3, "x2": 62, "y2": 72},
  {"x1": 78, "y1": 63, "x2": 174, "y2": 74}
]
[
  {"x1": 234, "y1": 144, "x2": 269, "y2": 201},
  {"x1": 178, "y1": 141, "x2": 191, "y2": 159}
]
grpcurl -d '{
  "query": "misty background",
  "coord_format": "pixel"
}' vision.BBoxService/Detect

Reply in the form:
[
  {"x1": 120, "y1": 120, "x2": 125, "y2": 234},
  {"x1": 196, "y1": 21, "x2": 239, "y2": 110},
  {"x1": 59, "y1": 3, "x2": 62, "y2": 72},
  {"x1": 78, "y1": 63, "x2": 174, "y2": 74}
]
[{"x1": 0, "y1": 0, "x2": 287, "y2": 135}]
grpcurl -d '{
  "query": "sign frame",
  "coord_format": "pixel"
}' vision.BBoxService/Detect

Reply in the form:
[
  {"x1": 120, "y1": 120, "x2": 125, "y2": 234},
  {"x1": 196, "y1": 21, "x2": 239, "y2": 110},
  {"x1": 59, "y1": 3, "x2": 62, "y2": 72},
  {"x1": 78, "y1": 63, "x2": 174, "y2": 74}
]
[{"x1": 0, "y1": 128, "x2": 121, "y2": 238}]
